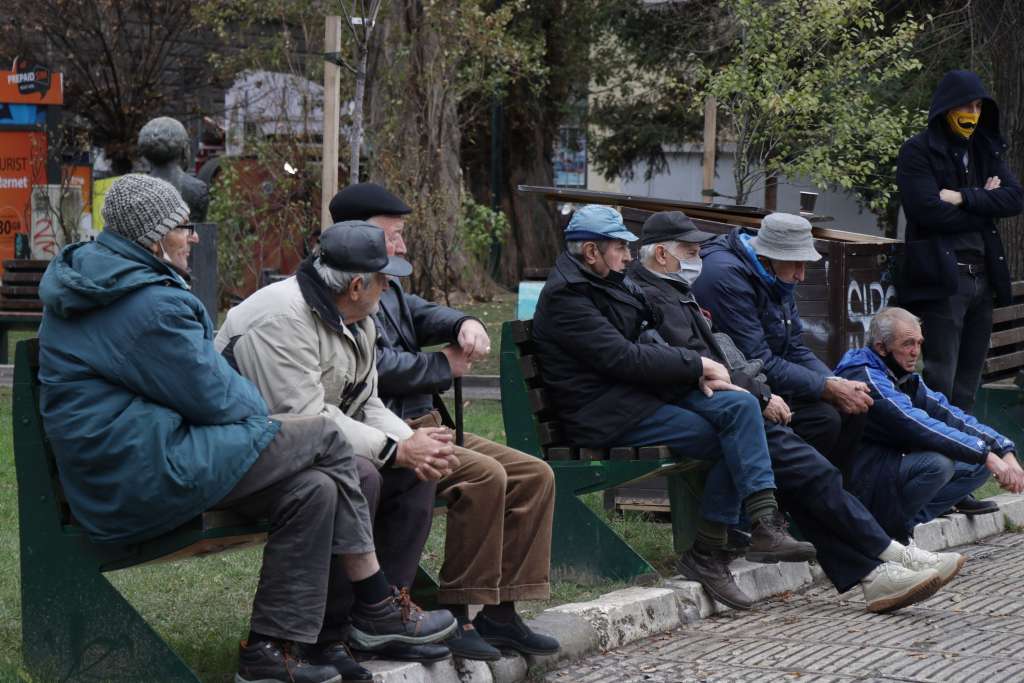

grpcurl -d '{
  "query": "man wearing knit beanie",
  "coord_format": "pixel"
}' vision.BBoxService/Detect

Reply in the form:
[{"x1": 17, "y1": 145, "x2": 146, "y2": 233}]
[{"x1": 37, "y1": 174, "x2": 456, "y2": 683}]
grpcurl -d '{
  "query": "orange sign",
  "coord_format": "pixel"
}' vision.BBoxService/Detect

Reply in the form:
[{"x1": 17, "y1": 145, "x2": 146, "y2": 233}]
[
  {"x1": 0, "y1": 131, "x2": 48, "y2": 265},
  {"x1": 0, "y1": 58, "x2": 64, "y2": 106}
]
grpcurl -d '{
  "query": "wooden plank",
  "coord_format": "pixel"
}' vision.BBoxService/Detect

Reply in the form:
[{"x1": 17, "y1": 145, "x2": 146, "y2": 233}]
[
  {"x1": 519, "y1": 355, "x2": 542, "y2": 382},
  {"x1": 638, "y1": 445, "x2": 671, "y2": 460},
  {"x1": 0, "y1": 302, "x2": 43, "y2": 313},
  {"x1": 2, "y1": 271, "x2": 43, "y2": 285},
  {"x1": 1, "y1": 286, "x2": 39, "y2": 298},
  {"x1": 795, "y1": 285, "x2": 828, "y2": 302},
  {"x1": 2, "y1": 259, "x2": 49, "y2": 272},
  {"x1": 993, "y1": 304, "x2": 1024, "y2": 325},
  {"x1": 537, "y1": 421, "x2": 562, "y2": 446},
  {"x1": 321, "y1": 16, "x2": 341, "y2": 230},
  {"x1": 527, "y1": 387, "x2": 550, "y2": 415},
  {"x1": 983, "y1": 350, "x2": 1024, "y2": 375},
  {"x1": 609, "y1": 446, "x2": 637, "y2": 461},
  {"x1": 579, "y1": 447, "x2": 608, "y2": 461},
  {"x1": 1012, "y1": 280, "x2": 1024, "y2": 298},
  {"x1": 990, "y1": 327, "x2": 1024, "y2": 349},
  {"x1": 544, "y1": 446, "x2": 574, "y2": 461}
]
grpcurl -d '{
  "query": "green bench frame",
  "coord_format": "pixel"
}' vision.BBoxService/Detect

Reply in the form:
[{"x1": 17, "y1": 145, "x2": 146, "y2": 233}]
[
  {"x1": 499, "y1": 320, "x2": 707, "y2": 581},
  {"x1": 13, "y1": 338, "x2": 441, "y2": 681}
]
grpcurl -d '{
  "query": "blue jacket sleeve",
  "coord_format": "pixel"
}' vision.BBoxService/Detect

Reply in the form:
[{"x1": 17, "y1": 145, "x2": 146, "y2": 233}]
[
  {"x1": 959, "y1": 155, "x2": 1024, "y2": 218},
  {"x1": 923, "y1": 386, "x2": 1016, "y2": 455},
  {"x1": 117, "y1": 297, "x2": 269, "y2": 425},
  {"x1": 853, "y1": 364, "x2": 988, "y2": 464},
  {"x1": 698, "y1": 271, "x2": 826, "y2": 400},
  {"x1": 897, "y1": 139, "x2": 986, "y2": 235}
]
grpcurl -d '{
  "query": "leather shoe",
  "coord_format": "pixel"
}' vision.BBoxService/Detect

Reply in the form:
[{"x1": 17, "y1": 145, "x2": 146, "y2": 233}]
[
  {"x1": 677, "y1": 543, "x2": 753, "y2": 610},
  {"x1": 746, "y1": 511, "x2": 817, "y2": 563},
  {"x1": 349, "y1": 640, "x2": 451, "y2": 663},
  {"x1": 302, "y1": 641, "x2": 372, "y2": 682},
  {"x1": 446, "y1": 619, "x2": 502, "y2": 661},
  {"x1": 948, "y1": 494, "x2": 999, "y2": 516},
  {"x1": 472, "y1": 612, "x2": 560, "y2": 656}
]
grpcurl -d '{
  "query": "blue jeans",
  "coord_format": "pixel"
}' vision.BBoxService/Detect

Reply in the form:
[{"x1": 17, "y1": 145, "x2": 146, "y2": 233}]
[
  {"x1": 905, "y1": 453, "x2": 991, "y2": 525},
  {"x1": 619, "y1": 390, "x2": 776, "y2": 525}
]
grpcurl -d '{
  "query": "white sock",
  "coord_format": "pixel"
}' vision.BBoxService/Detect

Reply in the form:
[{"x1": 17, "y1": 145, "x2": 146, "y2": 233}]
[{"x1": 878, "y1": 540, "x2": 905, "y2": 563}]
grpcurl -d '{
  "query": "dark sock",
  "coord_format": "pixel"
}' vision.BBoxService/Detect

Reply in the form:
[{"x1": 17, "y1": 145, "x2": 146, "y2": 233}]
[
  {"x1": 351, "y1": 570, "x2": 391, "y2": 605},
  {"x1": 744, "y1": 489, "x2": 779, "y2": 525},
  {"x1": 440, "y1": 603, "x2": 470, "y2": 622},
  {"x1": 247, "y1": 630, "x2": 276, "y2": 646},
  {"x1": 481, "y1": 601, "x2": 517, "y2": 624},
  {"x1": 695, "y1": 518, "x2": 727, "y2": 550}
]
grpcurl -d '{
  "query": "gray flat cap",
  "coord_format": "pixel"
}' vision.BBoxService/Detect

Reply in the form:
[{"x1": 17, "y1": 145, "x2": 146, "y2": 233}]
[{"x1": 749, "y1": 213, "x2": 821, "y2": 262}]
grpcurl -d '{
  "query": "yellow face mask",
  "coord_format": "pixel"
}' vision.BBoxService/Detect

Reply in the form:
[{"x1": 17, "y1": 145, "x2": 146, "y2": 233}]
[{"x1": 946, "y1": 110, "x2": 980, "y2": 139}]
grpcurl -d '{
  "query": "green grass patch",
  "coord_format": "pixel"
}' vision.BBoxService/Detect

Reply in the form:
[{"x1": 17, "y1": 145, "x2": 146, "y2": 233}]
[{"x1": 423, "y1": 293, "x2": 516, "y2": 377}]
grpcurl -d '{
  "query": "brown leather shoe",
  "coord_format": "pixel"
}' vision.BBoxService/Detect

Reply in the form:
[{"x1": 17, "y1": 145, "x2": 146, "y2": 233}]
[
  {"x1": 676, "y1": 543, "x2": 754, "y2": 610},
  {"x1": 746, "y1": 511, "x2": 817, "y2": 563}
]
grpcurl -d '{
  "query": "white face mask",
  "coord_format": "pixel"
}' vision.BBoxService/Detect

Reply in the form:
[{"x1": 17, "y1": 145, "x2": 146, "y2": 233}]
[{"x1": 664, "y1": 248, "x2": 702, "y2": 287}]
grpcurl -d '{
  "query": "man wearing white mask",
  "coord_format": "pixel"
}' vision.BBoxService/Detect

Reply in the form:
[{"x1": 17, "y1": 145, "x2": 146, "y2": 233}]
[{"x1": 631, "y1": 210, "x2": 965, "y2": 612}]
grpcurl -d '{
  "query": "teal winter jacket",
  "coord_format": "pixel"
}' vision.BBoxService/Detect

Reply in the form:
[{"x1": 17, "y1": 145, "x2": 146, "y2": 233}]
[{"x1": 38, "y1": 231, "x2": 279, "y2": 544}]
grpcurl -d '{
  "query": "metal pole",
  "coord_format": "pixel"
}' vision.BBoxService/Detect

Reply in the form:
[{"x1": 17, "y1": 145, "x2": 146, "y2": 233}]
[{"x1": 453, "y1": 377, "x2": 464, "y2": 447}]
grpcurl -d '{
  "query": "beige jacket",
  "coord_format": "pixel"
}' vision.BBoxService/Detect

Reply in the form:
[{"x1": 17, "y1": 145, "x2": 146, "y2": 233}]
[{"x1": 214, "y1": 276, "x2": 413, "y2": 467}]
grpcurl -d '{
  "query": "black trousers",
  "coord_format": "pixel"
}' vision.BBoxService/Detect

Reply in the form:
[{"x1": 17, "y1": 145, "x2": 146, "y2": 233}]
[
  {"x1": 789, "y1": 399, "x2": 866, "y2": 471},
  {"x1": 319, "y1": 457, "x2": 437, "y2": 642},
  {"x1": 909, "y1": 272, "x2": 993, "y2": 412},
  {"x1": 765, "y1": 421, "x2": 888, "y2": 593}
]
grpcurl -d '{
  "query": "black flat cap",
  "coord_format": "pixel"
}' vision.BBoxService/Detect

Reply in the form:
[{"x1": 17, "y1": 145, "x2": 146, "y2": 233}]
[
  {"x1": 320, "y1": 221, "x2": 413, "y2": 277},
  {"x1": 640, "y1": 211, "x2": 716, "y2": 245},
  {"x1": 329, "y1": 182, "x2": 412, "y2": 222}
]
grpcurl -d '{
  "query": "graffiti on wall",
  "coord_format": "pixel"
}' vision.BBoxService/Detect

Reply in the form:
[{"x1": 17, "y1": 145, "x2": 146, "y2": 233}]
[{"x1": 847, "y1": 279, "x2": 896, "y2": 349}]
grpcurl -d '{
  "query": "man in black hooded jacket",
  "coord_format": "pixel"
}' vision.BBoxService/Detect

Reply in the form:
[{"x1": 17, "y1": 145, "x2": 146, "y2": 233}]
[{"x1": 896, "y1": 69, "x2": 1023, "y2": 414}]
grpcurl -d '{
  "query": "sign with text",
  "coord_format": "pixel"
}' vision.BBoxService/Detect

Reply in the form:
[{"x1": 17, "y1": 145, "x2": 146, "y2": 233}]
[
  {"x1": 0, "y1": 57, "x2": 64, "y2": 106},
  {"x1": 0, "y1": 131, "x2": 48, "y2": 267}
]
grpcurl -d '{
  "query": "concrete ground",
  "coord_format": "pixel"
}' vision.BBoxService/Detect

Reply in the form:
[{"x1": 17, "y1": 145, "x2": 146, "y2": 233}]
[{"x1": 546, "y1": 531, "x2": 1024, "y2": 682}]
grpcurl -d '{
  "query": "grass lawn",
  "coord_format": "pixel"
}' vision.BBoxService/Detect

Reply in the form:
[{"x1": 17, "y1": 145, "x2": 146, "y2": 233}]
[{"x1": 423, "y1": 293, "x2": 517, "y2": 377}]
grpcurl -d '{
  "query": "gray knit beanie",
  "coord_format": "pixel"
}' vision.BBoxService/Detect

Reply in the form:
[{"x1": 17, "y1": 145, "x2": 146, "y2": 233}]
[{"x1": 102, "y1": 174, "x2": 190, "y2": 247}]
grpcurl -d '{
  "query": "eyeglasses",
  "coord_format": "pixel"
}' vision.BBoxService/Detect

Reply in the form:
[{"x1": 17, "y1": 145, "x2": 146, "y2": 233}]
[{"x1": 175, "y1": 223, "x2": 197, "y2": 235}]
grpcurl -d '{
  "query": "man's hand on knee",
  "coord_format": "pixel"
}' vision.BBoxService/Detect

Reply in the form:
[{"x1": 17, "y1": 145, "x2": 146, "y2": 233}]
[
  {"x1": 397, "y1": 427, "x2": 459, "y2": 481},
  {"x1": 763, "y1": 394, "x2": 792, "y2": 424},
  {"x1": 822, "y1": 377, "x2": 873, "y2": 414}
]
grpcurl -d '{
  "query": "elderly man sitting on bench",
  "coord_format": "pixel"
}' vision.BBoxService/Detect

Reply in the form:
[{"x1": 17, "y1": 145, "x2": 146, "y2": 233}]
[
  {"x1": 531, "y1": 204, "x2": 819, "y2": 610},
  {"x1": 632, "y1": 210, "x2": 963, "y2": 613},
  {"x1": 37, "y1": 175, "x2": 454, "y2": 683}
]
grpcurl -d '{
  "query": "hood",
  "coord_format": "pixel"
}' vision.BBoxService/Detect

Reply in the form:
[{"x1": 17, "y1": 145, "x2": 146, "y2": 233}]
[
  {"x1": 834, "y1": 345, "x2": 887, "y2": 376},
  {"x1": 40, "y1": 231, "x2": 187, "y2": 318},
  {"x1": 928, "y1": 69, "x2": 1000, "y2": 138},
  {"x1": 701, "y1": 227, "x2": 779, "y2": 289}
]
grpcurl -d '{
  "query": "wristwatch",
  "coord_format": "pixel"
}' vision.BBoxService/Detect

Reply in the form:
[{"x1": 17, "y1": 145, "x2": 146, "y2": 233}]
[{"x1": 380, "y1": 436, "x2": 399, "y2": 467}]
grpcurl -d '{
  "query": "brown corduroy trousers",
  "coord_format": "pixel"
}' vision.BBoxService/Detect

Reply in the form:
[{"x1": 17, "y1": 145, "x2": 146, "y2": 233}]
[{"x1": 412, "y1": 413, "x2": 555, "y2": 605}]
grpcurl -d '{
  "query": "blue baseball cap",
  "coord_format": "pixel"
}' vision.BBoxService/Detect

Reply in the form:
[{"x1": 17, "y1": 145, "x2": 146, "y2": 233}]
[{"x1": 563, "y1": 204, "x2": 638, "y2": 242}]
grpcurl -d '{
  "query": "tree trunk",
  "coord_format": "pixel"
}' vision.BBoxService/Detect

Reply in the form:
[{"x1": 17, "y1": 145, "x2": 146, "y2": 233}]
[{"x1": 972, "y1": 0, "x2": 1024, "y2": 279}]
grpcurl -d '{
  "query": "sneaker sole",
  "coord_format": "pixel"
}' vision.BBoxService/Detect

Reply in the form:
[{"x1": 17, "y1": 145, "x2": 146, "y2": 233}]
[
  {"x1": 936, "y1": 554, "x2": 967, "y2": 588},
  {"x1": 745, "y1": 548, "x2": 817, "y2": 564},
  {"x1": 866, "y1": 573, "x2": 943, "y2": 614},
  {"x1": 676, "y1": 560, "x2": 754, "y2": 611},
  {"x1": 236, "y1": 675, "x2": 341, "y2": 683},
  {"x1": 348, "y1": 619, "x2": 457, "y2": 650}
]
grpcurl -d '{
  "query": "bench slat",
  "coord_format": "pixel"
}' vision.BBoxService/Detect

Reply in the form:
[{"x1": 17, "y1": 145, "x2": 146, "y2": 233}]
[
  {"x1": 519, "y1": 355, "x2": 542, "y2": 382},
  {"x1": 1, "y1": 285, "x2": 40, "y2": 299},
  {"x1": 609, "y1": 446, "x2": 637, "y2": 460},
  {"x1": 3, "y1": 259, "x2": 49, "y2": 272},
  {"x1": 2, "y1": 271, "x2": 43, "y2": 285},
  {"x1": 984, "y1": 350, "x2": 1024, "y2": 375},
  {"x1": 579, "y1": 447, "x2": 609, "y2": 461},
  {"x1": 544, "y1": 446, "x2": 575, "y2": 460},
  {"x1": 990, "y1": 326, "x2": 1024, "y2": 349},
  {"x1": 638, "y1": 445, "x2": 671, "y2": 460},
  {"x1": 993, "y1": 303, "x2": 1024, "y2": 325},
  {"x1": 0, "y1": 300, "x2": 43, "y2": 311},
  {"x1": 527, "y1": 387, "x2": 551, "y2": 415},
  {"x1": 537, "y1": 421, "x2": 563, "y2": 446}
]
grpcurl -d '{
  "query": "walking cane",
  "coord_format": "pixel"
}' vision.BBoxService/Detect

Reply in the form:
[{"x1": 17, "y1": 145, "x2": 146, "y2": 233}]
[{"x1": 453, "y1": 377, "x2": 464, "y2": 447}]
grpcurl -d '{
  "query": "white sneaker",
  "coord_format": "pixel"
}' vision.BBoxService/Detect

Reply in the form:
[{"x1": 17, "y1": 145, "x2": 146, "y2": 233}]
[
  {"x1": 900, "y1": 541, "x2": 965, "y2": 587},
  {"x1": 860, "y1": 562, "x2": 942, "y2": 613}
]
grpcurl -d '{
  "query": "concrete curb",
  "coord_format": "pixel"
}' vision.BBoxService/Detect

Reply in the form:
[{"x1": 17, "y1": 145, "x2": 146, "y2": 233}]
[{"x1": 366, "y1": 494, "x2": 1024, "y2": 682}]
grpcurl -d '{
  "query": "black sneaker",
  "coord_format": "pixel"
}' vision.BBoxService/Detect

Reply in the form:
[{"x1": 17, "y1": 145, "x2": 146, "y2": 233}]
[
  {"x1": 349, "y1": 587, "x2": 456, "y2": 651},
  {"x1": 676, "y1": 544, "x2": 754, "y2": 610},
  {"x1": 950, "y1": 494, "x2": 999, "y2": 516},
  {"x1": 472, "y1": 612, "x2": 560, "y2": 656},
  {"x1": 746, "y1": 511, "x2": 817, "y2": 563},
  {"x1": 349, "y1": 640, "x2": 451, "y2": 663},
  {"x1": 446, "y1": 618, "x2": 502, "y2": 661},
  {"x1": 302, "y1": 641, "x2": 372, "y2": 682},
  {"x1": 236, "y1": 639, "x2": 341, "y2": 683}
]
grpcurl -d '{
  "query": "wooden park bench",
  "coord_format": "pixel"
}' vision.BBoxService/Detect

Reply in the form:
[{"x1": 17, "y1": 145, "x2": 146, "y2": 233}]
[
  {"x1": 13, "y1": 338, "x2": 441, "y2": 682},
  {"x1": 0, "y1": 259, "x2": 46, "y2": 363},
  {"x1": 499, "y1": 319, "x2": 708, "y2": 581},
  {"x1": 976, "y1": 280, "x2": 1024, "y2": 445}
]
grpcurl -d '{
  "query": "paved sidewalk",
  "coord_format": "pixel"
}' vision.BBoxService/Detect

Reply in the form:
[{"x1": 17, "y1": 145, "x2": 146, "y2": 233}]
[{"x1": 546, "y1": 531, "x2": 1024, "y2": 682}]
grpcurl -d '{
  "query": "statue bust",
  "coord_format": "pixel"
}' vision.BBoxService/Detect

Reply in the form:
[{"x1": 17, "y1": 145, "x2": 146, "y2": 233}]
[{"x1": 138, "y1": 117, "x2": 209, "y2": 221}]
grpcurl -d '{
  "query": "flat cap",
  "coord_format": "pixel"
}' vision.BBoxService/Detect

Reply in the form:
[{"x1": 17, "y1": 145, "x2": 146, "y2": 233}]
[
  {"x1": 320, "y1": 221, "x2": 413, "y2": 277},
  {"x1": 563, "y1": 204, "x2": 638, "y2": 242},
  {"x1": 640, "y1": 211, "x2": 716, "y2": 245},
  {"x1": 329, "y1": 182, "x2": 412, "y2": 223}
]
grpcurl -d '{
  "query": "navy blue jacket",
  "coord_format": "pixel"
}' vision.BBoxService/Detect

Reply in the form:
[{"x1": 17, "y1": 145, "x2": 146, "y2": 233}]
[
  {"x1": 532, "y1": 251, "x2": 703, "y2": 446},
  {"x1": 693, "y1": 229, "x2": 830, "y2": 403},
  {"x1": 834, "y1": 346, "x2": 1013, "y2": 540},
  {"x1": 896, "y1": 70, "x2": 1023, "y2": 306}
]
